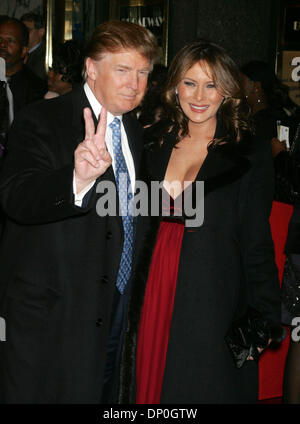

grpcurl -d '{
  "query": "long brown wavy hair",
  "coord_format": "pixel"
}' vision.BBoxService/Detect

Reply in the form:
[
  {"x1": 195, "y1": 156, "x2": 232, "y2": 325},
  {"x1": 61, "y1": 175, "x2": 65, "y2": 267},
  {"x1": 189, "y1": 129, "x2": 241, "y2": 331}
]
[{"x1": 162, "y1": 39, "x2": 251, "y2": 146}]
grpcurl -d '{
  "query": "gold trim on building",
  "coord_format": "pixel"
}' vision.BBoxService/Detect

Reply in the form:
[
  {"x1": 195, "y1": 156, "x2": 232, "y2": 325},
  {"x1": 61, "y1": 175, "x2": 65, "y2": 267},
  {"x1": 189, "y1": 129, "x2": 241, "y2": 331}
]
[{"x1": 45, "y1": 0, "x2": 54, "y2": 71}]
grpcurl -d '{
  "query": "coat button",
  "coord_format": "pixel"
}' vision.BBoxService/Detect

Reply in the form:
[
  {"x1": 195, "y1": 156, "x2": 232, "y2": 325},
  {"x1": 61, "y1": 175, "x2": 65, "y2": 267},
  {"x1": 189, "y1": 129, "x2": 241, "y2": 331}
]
[
  {"x1": 106, "y1": 231, "x2": 112, "y2": 240},
  {"x1": 54, "y1": 196, "x2": 66, "y2": 206},
  {"x1": 101, "y1": 275, "x2": 108, "y2": 284},
  {"x1": 96, "y1": 318, "x2": 103, "y2": 327}
]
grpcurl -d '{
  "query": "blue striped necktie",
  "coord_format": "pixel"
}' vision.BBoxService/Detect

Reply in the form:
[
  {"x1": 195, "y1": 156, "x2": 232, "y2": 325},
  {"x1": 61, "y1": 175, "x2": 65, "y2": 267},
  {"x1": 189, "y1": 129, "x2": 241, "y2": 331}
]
[{"x1": 109, "y1": 117, "x2": 133, "y2": 294}]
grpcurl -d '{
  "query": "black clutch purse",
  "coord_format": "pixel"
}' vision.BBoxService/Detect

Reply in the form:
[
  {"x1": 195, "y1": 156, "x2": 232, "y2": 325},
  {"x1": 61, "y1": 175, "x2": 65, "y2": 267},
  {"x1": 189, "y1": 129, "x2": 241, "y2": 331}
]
[{"x1": 225, "y1": 307, "x2": 286, "y2": 368}]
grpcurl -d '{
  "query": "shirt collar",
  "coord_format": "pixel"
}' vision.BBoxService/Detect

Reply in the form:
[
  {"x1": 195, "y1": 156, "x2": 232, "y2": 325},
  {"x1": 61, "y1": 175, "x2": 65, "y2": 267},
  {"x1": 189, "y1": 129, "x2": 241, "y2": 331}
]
[
  {"x1": 83, "y1": 82, "x2": 122, "y2": 127},
  {"x1": 29, "y1": 42, "x2": 41, "y2": 54}
]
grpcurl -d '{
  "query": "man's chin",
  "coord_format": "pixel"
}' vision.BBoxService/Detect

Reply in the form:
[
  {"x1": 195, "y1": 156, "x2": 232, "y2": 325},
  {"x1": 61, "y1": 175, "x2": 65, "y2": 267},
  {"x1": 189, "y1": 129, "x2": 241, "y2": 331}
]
[
  {"x1": 110, "y1": 105, "x2": 137, "y2": 115},
  {"x1": 0, "y1": 54, "x2": 9, "y2": 62},
  {"x1": 119, "y1": 99, "x2": 140, "y2": 114}
]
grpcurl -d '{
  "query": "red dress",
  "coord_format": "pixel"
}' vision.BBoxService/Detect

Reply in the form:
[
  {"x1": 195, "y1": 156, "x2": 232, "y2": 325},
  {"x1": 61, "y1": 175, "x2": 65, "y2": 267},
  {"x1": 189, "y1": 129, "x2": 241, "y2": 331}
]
[{"x1": 136, "y1": 191, "x2": 185, "y2": 404}]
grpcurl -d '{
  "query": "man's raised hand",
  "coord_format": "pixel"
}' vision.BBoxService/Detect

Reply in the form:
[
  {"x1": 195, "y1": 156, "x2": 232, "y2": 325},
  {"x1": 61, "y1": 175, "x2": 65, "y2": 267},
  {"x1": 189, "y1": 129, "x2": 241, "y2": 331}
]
[{"x1": 74, "y1": 107, "x2": 112, "y2": 193}]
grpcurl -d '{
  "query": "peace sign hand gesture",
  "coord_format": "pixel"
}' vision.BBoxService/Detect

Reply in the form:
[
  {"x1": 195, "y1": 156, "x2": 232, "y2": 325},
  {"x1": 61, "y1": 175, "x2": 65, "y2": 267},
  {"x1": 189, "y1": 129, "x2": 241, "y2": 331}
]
[{"x1": 74, "y1": 107, "x2": 112, "y2": 194}]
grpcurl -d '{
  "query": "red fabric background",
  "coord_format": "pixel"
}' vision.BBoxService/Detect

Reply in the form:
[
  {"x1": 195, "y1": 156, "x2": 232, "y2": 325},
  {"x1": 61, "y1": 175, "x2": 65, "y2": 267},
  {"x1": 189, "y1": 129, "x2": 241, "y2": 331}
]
[{"x1": 258, "y1": 201, "x2": 294, "y2": 400}]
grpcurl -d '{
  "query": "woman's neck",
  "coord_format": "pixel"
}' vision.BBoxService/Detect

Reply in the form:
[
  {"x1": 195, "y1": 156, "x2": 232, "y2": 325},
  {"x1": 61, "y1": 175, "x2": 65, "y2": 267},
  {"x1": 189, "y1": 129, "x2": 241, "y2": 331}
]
[{"x1": 187, "y1": 118, "x2": 217, "y2": 144}]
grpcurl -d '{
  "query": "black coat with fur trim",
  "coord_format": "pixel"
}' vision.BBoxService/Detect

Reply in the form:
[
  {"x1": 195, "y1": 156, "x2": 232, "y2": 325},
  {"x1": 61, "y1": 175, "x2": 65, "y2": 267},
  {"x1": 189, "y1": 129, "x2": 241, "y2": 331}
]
[{"x1": 119, "y1": 121, "x2": 281, "y2": 404}]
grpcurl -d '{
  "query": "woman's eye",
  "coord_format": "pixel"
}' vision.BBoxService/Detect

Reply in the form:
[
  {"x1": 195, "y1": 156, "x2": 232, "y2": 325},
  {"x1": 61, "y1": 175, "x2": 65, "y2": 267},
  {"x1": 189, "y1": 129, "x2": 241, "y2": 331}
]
[
  {"x1": 183, "y1": 81, "x2": 195, "y2": 87},
  {"x1": 207, "y1": 83, "x2": 215, "y2": 88}
]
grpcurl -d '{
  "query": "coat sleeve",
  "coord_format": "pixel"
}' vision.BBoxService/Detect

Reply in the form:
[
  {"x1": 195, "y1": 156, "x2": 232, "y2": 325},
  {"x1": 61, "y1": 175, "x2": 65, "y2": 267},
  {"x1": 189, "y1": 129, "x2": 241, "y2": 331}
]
[
  {"x1": 239, "y1": 146, "x2": 281, "y2": 324},
  {"x1": 0, "y1": 104, "x2": 91, "y2": 225}
]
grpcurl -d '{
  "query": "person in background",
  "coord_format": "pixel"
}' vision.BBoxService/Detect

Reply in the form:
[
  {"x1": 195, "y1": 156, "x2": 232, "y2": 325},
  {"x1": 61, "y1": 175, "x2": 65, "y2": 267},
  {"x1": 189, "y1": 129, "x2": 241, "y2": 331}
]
[
  {"x1": 0, "y1": 57, "x2": 10, "y2": 153},
  {"x1": 21, "y1": 12, "x2": 46, "y2": 80},
  {"x1": 119, "y1": 40, "x2": 282, "y2": 404},
  {"x1": 241, "y1": 60, "x2": 299, "y2": 153},
  {"x1": 0, "y1": 17, "x2": 47, "y2": 118},
  {"x1": 0, "y1": 79, "x2": 8, "y2": 155},
  {"x1": 45, "y1": 39, "x2": 84, "y2": 99},
  {"x1": 241, "y1": 61, "x2": 300, "y2": 405},
  {"x1": 137, "y1": 63, "x2": 168, "y2": 128},
  {"x1": 271, "y1": 123, "x2": 300, "y2": 403},
  {"x1": 0, "y1": 20, "x2": 157, "y2": 403}
]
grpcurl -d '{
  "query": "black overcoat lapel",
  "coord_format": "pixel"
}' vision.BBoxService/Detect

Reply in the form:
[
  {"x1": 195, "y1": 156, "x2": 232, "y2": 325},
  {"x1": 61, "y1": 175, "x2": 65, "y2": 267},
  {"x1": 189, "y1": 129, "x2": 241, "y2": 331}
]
[
  {"x1": 146, "y1": 123, "x2": 251, "y2": 197},
  {"x1": 123, "y1": 113, "x2": 143, "y2": 180}
]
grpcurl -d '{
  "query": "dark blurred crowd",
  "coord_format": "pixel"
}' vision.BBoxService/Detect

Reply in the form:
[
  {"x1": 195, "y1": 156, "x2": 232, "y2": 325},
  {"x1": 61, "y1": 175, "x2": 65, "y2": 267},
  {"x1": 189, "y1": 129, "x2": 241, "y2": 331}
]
[{"x1": 0, "y1": 13, "x2": 85, "y2": 153}]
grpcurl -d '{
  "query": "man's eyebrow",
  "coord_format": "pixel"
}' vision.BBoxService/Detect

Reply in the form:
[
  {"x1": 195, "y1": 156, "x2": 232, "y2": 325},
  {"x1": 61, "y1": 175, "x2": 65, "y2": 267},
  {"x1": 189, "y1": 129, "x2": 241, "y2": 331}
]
[
  {"x1": 114, "y1": 64, "x2": 131, "y2": 69},
  {"x1": 0, "y1": 35, "x2": 16, "y2": 39},
  {"x1": 113, "y1": 64, "x2": 150, "y2": 71}
]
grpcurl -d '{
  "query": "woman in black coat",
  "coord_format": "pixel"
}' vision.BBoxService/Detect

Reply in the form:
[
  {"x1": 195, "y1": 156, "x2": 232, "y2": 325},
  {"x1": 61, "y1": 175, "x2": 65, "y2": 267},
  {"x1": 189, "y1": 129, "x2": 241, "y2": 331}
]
[{"x1": 120, "y1": 40, "x2": 282, "y2": 404}]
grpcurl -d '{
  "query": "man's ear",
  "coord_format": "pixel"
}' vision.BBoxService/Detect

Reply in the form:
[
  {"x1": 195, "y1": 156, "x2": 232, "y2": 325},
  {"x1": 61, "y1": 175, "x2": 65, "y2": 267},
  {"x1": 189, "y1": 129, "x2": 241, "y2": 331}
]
[
  {"x1": 39, "y1": 27, "x2": 45, "y2": 39},
  {"x1": 85, "y1": 57, "x2": 97, "y2": 81},
  {"x1": 21, "y1": 46, "x2": 29, "y2": 60}
]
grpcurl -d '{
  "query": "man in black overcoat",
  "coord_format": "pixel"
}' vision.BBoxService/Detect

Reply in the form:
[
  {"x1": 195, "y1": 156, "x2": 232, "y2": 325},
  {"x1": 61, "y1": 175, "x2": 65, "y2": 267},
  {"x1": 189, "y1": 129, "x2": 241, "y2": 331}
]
[
  {"x1": 21, "y1": 13, "x2": 47, "y2": 81},
  {"x1": 0, "y1": 20, "x2": 157, "y2": 403},
  {"x1": 0, "y1": 17, "x2": 47, "y2": 117}
]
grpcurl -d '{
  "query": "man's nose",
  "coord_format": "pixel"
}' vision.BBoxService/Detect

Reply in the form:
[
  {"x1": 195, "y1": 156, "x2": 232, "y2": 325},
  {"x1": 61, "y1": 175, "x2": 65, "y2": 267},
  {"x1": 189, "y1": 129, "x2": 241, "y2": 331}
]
[{"x1": 128, "y1": 72, "x2": 138, "y2": 90}]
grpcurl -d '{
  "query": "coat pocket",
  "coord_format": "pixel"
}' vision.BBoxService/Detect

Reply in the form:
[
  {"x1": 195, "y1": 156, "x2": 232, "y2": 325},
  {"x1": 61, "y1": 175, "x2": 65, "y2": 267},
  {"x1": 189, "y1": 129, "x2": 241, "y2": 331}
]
[
  {"x1": 5, "y1": 277, "x2": 62, "y2": 332},
  {"x1": 6, "y1": 277, "x2": 61, "y2": 310}
]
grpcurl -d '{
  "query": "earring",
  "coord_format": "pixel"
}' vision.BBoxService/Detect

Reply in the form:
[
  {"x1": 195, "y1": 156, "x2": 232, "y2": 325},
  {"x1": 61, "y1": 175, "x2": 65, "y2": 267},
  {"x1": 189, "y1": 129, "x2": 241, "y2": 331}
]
[{"x1": 175, "y1": 88, "x2": 178, "y2": 95}]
